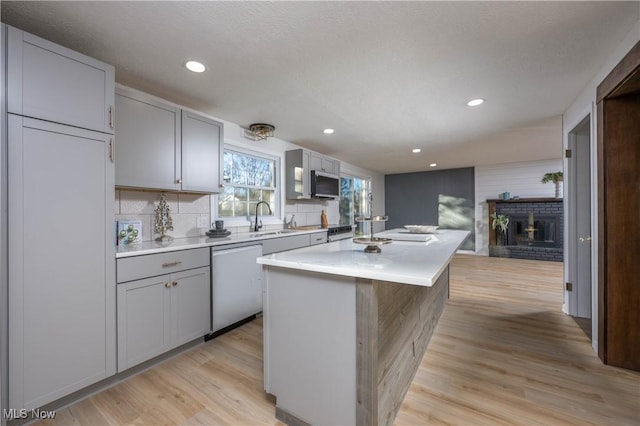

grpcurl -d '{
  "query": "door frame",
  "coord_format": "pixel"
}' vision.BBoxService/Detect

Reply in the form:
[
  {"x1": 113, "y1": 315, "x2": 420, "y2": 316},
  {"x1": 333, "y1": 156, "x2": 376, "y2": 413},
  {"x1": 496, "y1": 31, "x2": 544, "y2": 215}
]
[{"x1": 596, "y1": 40, "x2": 640, "y2": 366}]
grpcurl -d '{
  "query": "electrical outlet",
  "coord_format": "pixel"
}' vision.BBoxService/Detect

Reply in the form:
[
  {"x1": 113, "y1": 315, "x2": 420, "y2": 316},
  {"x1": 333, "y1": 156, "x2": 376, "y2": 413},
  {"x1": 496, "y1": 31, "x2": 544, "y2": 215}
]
[{"x1": 196, "y1": 216, "x2": 209, "y2": 229}]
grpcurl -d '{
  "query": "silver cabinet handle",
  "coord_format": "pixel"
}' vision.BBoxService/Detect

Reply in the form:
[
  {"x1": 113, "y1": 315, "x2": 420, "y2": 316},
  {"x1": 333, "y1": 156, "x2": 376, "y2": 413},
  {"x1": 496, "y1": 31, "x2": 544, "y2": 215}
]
[
  {"x1": 162, "y1": 261, "x2": 182, "y2": 268},
  {"x1": 579, "y1": 236, "x2": 592, "y2": 242},
  {"x1": 172, "y1": 281, "x2": 178, "y2": 287},
  {"x1": 165, "y1": 282, "x2": 171, "y2": 288},
  {"x1": 109, "y1": 105, "x2": 114, "y2": 130}
]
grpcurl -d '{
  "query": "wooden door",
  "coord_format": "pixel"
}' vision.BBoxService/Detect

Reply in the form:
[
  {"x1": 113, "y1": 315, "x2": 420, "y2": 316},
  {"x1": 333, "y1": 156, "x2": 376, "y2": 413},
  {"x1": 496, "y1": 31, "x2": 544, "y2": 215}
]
[{"x1": 597, "y1": 40, "x2": 640, "y2": 371}]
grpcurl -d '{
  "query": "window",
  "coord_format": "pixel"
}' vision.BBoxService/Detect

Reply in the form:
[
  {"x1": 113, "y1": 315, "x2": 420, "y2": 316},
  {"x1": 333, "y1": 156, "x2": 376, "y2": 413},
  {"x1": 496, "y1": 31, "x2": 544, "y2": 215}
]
[
  {"x1": 339, "y1": 175, "x2": 371, "y2": 236},
  {"x1": 218, "y1": 147, "x2": 278, "y2": 219}
]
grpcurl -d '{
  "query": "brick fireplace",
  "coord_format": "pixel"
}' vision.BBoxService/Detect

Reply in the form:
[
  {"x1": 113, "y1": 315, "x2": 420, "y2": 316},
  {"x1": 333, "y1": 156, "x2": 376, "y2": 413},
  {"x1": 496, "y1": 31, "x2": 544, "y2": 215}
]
[{"x1": 487, "y1": 198, "x2": 563, "y2": 262}]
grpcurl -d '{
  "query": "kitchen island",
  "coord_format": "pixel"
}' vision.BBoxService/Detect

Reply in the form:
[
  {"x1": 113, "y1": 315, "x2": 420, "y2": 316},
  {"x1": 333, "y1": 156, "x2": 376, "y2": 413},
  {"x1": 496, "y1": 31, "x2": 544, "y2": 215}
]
[{"x1": 258, "y1": 229, "x2": 469, "y2": 426}]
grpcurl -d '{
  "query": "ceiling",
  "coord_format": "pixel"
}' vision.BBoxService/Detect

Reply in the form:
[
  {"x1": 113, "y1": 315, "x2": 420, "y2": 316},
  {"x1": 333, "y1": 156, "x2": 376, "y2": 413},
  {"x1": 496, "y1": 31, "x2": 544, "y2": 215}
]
[{"x1": 2, "y1": 1, "x2": 638, "y2": 174}]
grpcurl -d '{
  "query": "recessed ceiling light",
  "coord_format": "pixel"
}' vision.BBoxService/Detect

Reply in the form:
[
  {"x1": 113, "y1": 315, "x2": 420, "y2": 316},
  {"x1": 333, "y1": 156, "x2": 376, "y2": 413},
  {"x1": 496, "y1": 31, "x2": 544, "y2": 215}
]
[
  {"x1": 467, "y1": 98, "x2": 484, "y2": 107},
  {"x1": 430, "y1": 163, "x2": 437, "y2": 168},
  {"x1": 323, "y1": 128, "x2": 334, "y2": 134},
  {"x1": 412, "y1": 148, "x2": 421, "y2": 153},
  {"x1": 185, "y1": 60, "x2": 206, "y2": 73}
]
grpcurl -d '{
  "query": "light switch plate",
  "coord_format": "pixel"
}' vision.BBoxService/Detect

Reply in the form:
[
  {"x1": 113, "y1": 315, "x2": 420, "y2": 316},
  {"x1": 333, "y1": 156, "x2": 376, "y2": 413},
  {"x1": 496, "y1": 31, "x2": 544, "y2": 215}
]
[{"x1": 196, "y1": 216, "x2": 209, "y2": 229}]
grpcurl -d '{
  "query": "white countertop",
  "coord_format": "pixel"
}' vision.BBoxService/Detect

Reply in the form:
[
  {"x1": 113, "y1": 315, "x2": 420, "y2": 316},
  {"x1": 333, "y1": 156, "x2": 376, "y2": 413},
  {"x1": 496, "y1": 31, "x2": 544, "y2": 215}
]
[
  {"x1": 116, "y1": 228, "x2": 327, "y2": 258},
  {"x1": 257, "y1": 229, "x2": 470, "y2": 287}
]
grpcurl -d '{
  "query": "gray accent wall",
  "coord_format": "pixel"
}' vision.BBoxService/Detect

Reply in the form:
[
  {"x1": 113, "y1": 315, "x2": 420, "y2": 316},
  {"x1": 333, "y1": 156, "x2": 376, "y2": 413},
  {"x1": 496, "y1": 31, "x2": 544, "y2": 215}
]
[{"x1": 385, "y1": 167, "x2": 475, "y2": 250}]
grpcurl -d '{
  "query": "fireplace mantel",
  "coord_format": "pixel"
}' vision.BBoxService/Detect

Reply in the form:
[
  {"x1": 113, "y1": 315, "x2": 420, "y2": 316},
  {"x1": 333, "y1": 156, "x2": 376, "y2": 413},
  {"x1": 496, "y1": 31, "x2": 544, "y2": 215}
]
[{"x1": 487, "y1": 197, "x2": 562, "y2": 203}]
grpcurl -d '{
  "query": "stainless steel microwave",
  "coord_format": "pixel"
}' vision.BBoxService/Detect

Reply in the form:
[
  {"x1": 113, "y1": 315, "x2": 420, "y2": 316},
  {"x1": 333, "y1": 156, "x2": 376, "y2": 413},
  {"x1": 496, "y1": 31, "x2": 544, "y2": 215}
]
[{"x1": 311, "y1": 170, "x2": 340, "y2": 198}]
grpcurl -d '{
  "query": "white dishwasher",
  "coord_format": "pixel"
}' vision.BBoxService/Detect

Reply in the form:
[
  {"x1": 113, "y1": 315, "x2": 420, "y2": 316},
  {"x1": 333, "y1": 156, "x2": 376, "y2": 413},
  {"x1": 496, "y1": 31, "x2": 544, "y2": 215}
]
[{"x1": 211, "y1": 244, "x2": 263, "y2": 333}]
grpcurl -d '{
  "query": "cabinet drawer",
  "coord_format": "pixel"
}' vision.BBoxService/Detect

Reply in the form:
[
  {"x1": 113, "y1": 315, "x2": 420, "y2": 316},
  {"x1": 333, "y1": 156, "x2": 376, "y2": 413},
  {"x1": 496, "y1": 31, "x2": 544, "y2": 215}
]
[
  {"x1": 309, "y1": 232, "x2": 327, "y2": 246},
  {"x1": 117, "y1": 248, "x2": 209, "y2": 283}
]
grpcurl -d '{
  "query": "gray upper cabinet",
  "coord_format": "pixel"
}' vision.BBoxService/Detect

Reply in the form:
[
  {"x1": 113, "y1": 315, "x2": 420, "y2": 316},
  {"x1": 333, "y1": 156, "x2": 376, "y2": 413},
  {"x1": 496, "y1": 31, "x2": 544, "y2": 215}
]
[
  {"x1": 286, "y1": 148, "x2": 311, "y2": 199},
  {"x1": 310, "y1": 153, "x2": 340, "y2": 176},
  {"x1": 115, "y1": 87, "x2": 222, "y2": 193},
  {"x1": 286, "y1": 148, "x2": 340, "y2": 199},
  {"x1": 115, "y1": 88, "x2": 181, "y2": 191},
  {"x1": 6, "y1": 25, "x2": 114, "y2": 134},
  {"x1": 181, "y1": 110, "x2": 223, "y2": 192}
]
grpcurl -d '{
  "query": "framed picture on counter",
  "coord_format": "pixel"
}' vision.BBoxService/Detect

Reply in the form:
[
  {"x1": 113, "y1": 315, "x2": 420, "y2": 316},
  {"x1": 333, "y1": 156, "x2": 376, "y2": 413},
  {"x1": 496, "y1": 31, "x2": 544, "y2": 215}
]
[{"x1": 117, "y1": 220, "x2": 142, "y2": 245}]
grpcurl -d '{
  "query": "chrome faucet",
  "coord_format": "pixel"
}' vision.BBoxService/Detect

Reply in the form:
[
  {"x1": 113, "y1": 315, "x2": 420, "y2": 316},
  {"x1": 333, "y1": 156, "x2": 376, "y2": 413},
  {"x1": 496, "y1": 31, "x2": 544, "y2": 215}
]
[{"x1": 253, "y1": 201, "x2": 272, "y2": 232}]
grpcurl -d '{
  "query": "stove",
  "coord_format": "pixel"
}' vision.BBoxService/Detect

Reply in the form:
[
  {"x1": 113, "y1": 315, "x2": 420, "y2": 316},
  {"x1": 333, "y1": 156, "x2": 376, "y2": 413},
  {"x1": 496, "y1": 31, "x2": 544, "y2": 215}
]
[{"x1": 327, "y1": 225, "x2": 355, "y2": 242}]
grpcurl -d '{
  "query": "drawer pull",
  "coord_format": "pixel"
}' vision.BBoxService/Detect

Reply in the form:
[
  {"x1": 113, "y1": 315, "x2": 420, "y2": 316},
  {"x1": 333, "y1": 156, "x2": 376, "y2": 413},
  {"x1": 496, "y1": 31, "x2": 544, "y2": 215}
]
[
  {"x1": 165, "y1": 282, "x2": 171, "y2": 288},
  {"x1": 172, "y1": 281, "x2": 178, "y2": 287},
  {"x1": 162, "y1": 261, "x2": 182, "y2": 268}
]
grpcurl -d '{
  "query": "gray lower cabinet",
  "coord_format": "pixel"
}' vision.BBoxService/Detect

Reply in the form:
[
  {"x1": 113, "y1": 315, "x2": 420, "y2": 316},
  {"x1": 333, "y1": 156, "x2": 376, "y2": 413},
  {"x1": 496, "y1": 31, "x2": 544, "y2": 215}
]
[
  {"x1": 8, "y1": 115, "x2": 115, "y2": 410},
  {"x1": 115, "y1": 86, "x2": 222, "y2": 193},
  {"x1": 116, "y1": 249, "x2": 211, "y2": 372}
]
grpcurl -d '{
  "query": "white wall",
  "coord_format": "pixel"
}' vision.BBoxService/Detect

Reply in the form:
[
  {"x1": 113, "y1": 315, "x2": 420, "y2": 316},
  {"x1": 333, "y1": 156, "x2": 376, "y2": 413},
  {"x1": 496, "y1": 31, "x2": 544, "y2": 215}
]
[
  {"x1": 475, "y1": 159, "x2": 563, "y2": 255},
  {"x1": 562, "y1": 16, "x2": 640, "y2": 352}
]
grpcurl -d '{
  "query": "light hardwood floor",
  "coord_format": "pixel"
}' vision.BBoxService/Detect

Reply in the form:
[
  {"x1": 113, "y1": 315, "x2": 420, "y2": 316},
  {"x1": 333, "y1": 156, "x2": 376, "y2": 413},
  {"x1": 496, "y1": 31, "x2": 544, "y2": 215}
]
[{"x1": 40, "y1": 255, "x2": 639, "y2": 425}]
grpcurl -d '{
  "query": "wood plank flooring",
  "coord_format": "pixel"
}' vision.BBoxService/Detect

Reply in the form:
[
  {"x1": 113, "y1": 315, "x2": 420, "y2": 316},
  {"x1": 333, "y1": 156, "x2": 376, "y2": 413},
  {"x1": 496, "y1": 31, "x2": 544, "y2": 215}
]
[{"x1": 39, "y1": 255, "x2": 639, "y2": 425}]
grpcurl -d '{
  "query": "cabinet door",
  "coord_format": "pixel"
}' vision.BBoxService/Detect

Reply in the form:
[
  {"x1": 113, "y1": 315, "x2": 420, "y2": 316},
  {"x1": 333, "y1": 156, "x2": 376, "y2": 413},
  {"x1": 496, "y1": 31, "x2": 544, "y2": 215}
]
[
  {"x1": 310, "y1": 153, "x2": 323, "y2": 172},
  {"x1": 331, "y1": 159, "x2": 340, "y2": 176},
  {"x1": 286, "y1": 149, "x2": 311, "y2": 199},
  {"x1": 117, "y1": 275, "x2": 172, "y2": 372},
  {"x1": 172, "y1": 267, "x2": 212, "y2": 346},
  {"x1": 310, "y1": 153, "x2": 339, "y2": 175},
  {"x1": 114, "y1": 89, "x2": 180, "y2": 191},
  {"x1": 8, "y1": 115, "x2": 115, "y2": 409},
  {"x1": 181, "y1": 110, "x2": 222, "y2": 193},
  {"x1": 7, "y1": 25, "x2": 114, "y2": 134}
]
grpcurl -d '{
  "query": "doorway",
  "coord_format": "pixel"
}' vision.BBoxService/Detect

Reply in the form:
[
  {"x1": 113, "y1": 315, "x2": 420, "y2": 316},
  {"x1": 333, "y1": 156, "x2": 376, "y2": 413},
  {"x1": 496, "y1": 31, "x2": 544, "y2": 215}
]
[
  {"x1": 567, "y1": 116, "x2": 592, "y2": 322},
  {"x1": 597, "y1": 40, "x2": 640, "y2": 371}
]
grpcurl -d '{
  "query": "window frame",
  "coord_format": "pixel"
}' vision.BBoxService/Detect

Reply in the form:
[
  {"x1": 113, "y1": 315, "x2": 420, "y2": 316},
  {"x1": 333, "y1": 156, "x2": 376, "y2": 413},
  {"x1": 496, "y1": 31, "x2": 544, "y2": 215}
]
[{"x1": 214, "y1": 144, "x2": 281, "y2": 227}]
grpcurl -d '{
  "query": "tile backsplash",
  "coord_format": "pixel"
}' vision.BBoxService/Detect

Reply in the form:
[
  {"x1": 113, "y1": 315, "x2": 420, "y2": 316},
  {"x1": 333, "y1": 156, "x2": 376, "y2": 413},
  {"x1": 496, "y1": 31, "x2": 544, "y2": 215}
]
[
  {"x1": 284, "y1": 199, "x2": 339, "y2": 227},
  {"x1": 115, "y1": 190, "x2": 210, "y2": 241},
  {"x1": 115, "y1": 189, "x2": 341, "y2": 242}
]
